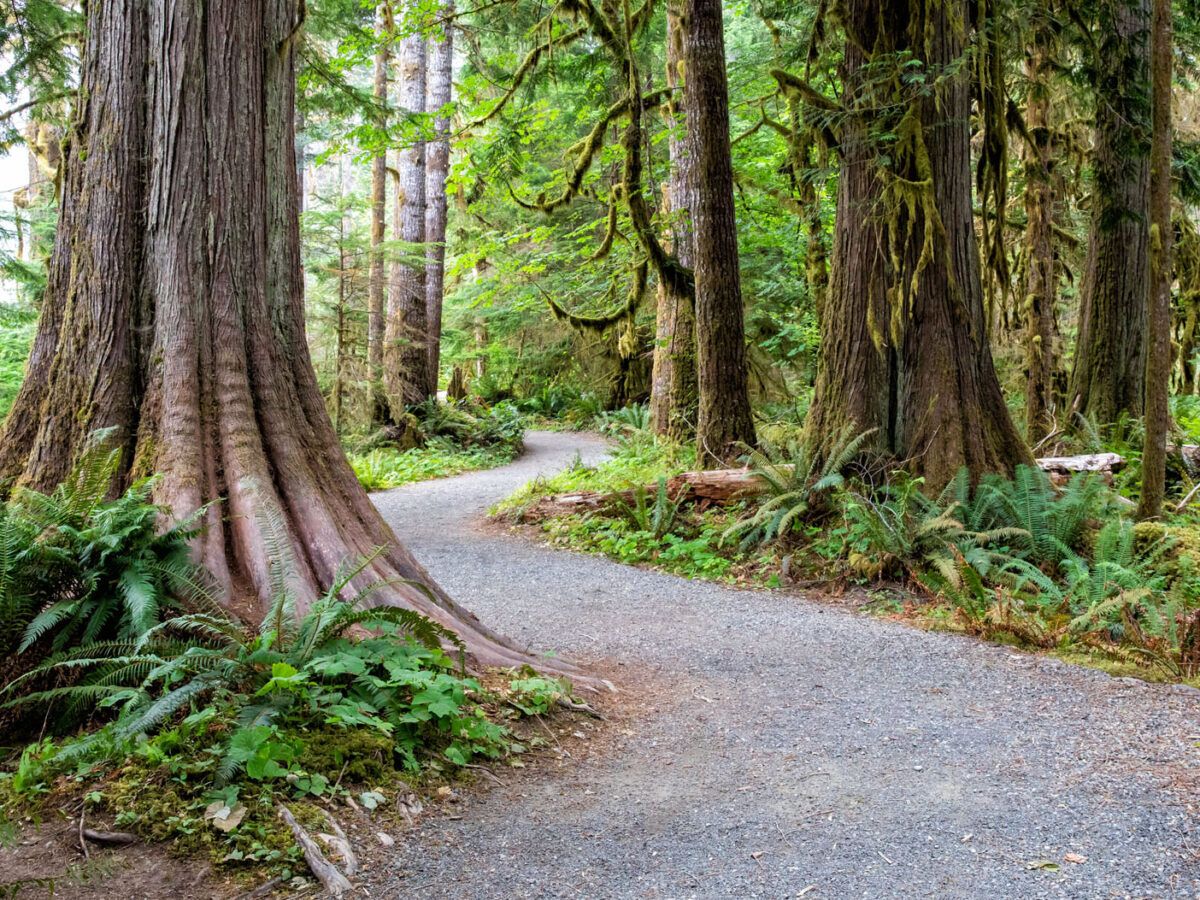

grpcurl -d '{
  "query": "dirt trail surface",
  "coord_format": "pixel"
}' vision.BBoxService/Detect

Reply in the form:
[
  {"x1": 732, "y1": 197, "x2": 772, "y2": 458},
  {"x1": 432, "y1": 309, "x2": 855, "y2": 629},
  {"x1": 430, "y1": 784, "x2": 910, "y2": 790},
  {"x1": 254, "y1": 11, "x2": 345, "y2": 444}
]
[{"x1": 370, "y1": 431, "x2": 1200, "y2": 899}]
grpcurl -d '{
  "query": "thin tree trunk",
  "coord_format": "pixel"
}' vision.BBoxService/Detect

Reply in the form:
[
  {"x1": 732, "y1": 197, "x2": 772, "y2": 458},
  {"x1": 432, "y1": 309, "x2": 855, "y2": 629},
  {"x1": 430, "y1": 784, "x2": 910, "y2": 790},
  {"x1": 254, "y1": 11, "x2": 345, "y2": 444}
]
[
  {"x1": 385, "y1": 20, "x2": 430, "y2": 412},
  {"x1": 1, "y1": 0, "x2": 584, "y2": 677},
  {"x1": 333, "y1": 157, "x2": 353, "y2": 434},
  {"x1": 649, "y1": 3, "x2": 697, "y2": 441},
  {"x1": 424, "y1": 0, "x2": 454, "y2": 397},
  {"x1": 368, "y1": 4, "x2": 392, "y2": 425},
  {"x1": 1069, "y1": 0, "x2": 1152, "y2": 424},
  {"x1": 1022, "y1": 11, "x2": 1066, "y2": 443},
  {"x1": 1138, "y1": 0, "x2": 1173, "y2": 519},
  {"x1": 683, "y1": 0, "x2": 756, "y2": 466}
]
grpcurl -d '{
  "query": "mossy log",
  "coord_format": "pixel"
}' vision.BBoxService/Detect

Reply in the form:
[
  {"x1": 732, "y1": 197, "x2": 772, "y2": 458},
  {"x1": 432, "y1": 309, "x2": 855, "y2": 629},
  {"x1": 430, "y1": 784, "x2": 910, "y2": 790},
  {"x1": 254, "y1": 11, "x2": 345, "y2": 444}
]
[{"x1": 513, "y1": 452, "x2": 1132, "y2": 522}]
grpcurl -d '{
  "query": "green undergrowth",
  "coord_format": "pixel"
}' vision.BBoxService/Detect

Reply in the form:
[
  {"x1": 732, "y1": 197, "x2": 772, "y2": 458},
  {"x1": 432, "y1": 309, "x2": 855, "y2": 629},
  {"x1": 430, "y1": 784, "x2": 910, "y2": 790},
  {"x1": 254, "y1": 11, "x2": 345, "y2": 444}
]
[
  {"x1": 0, "y1": 306, "x2": 35, "y2": 420},
  {"x1": 493, "y1": 429, "x2": 697, "y2": 517},
  {"x1": 0, "y1": 432, "x2": 578, "y2": 883},
  {"x1": 348, "y1": 439, "x2": 520, "y2": 491},
  {"x1": 500, "y1": 419, "x2": 1200, "y2": 686},
  {"x1": 346, "y1": 400, "x2": 525, "y2": 491}
]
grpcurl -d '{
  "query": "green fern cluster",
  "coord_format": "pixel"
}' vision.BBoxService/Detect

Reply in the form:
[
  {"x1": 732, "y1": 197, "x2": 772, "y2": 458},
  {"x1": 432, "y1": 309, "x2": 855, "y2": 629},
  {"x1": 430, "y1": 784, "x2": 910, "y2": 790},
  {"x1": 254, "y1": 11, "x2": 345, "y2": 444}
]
[
  {"x1": 0, "y1": 432, "x2": 201, "y2": 658},
  {"x1": 607, "y1": 477, "x2": 684, "y2": 540},
  {"x1": 844, "y1": 464, "x2": 1198, "y2": 674},
  {"x1": 724, "y1": 427, "x2": 874, "y2": 548}
]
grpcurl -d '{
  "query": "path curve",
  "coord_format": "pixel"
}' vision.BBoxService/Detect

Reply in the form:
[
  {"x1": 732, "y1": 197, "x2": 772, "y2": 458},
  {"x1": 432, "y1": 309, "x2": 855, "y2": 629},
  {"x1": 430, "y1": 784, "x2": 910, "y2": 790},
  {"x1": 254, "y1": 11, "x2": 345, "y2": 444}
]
[{"x1": 370, "y1": 431, "x2": 1200, "y2": 899}]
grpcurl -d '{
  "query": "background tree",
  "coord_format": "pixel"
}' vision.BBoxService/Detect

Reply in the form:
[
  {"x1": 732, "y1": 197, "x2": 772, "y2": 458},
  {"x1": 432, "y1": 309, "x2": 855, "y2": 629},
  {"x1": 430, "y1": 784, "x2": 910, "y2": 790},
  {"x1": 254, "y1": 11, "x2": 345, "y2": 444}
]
[
  {"x1": 425, "y1": 0, "x2": 455, "y2": 392},
  {"x1": 1069, "y1": 0, "x2": 1152, "y2": 424},
  {"x1": 385, "y1": 10, "x2": 431, "y2": 412},
  {"x1": 685, "y1": 0, "x2": 757, "y2": 466},
  {"x1": 1138, "y1": 0, "x2": 1173, "y2": 519}
]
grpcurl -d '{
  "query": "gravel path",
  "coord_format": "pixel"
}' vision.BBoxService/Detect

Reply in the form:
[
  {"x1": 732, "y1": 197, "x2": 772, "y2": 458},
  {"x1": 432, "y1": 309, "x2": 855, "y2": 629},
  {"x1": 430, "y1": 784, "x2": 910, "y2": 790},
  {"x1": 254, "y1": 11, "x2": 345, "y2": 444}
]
[{"x1": 369, "y1": 431, "x2": 1200, "y2": 899}]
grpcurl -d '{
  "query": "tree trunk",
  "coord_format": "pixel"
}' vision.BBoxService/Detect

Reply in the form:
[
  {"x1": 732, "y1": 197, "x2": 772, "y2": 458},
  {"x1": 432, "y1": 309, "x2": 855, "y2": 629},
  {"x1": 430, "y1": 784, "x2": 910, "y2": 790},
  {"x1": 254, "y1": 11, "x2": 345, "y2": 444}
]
[
  {"x1": 1069, "y1": 0, "x2": 1152, "y2": 424},
  {"x1": 807, "y1": 0, "x2": 1030, "y2": 488},
  {"x1": 369, "y1": 3, "x2": 392, "y2": 425},
  {"x1": 385, "y1": 20, "x2": 430, "y2": 413},
  {"x1": 649, "y1": 4, "x2": 697, "y2": 442},
  {"x1": 885, "y1": 0, "x2": 1032, "y2": 487},
  {"x1": 683, "y1": 0, "x2": 756, "y2": 467},
  {"x1": 424, "y1": 0, "x2": 454, "y2": 397},
  {"x1": 801, "y1": 0, "x2": 890, "y2": 462},
  {"x1": 1138, "y1": 0, "x2": 1172, "y2": 519},
  {"x1": 1021, "y1": 11, "x2": 1066, "y2": 444},
  {"x1": 0, "y1": 0, "x2": 583, "y2": 676}
]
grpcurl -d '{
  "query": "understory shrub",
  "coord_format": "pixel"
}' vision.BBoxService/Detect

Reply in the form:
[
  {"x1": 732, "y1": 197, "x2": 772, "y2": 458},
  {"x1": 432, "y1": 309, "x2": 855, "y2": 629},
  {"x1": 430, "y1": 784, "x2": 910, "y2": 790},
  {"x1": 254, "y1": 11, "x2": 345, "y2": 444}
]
[{"x1": 0, "y1": 434, "x2": 200, "y2": 662}]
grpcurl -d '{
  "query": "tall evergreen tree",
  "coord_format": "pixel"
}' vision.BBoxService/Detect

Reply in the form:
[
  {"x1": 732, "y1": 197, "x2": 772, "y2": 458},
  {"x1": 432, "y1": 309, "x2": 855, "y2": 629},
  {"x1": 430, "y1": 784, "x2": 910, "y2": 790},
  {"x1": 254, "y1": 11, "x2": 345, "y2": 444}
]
[
  {"x1": 684, "y1": 0, "x2": 757, "y2": 466},
  {"x1": 649, "y1": 3, "x2": 698, "y2": 441},
  {"x1": 1069, "y1": 0, "x2": 1152, "y2": 424},
  {"x1": 0, "y1": 0, "x2": 577, "y2": 673},
  {"x1": 385, "y1": 13, "x2": 432, "y2": 411},
  {"x1": 1138, "y1": 0, "x2": 1173, "y2": 519},
  {"x1": 424, "y1": 0, "x2": 454, "y2": 395}
]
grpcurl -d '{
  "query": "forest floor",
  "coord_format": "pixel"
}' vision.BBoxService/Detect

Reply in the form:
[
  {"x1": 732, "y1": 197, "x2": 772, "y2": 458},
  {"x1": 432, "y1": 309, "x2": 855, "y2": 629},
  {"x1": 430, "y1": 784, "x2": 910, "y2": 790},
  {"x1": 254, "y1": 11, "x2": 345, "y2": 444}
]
[{"x1": 366, "y1": 430, "x2": 1200, "y2": 899}]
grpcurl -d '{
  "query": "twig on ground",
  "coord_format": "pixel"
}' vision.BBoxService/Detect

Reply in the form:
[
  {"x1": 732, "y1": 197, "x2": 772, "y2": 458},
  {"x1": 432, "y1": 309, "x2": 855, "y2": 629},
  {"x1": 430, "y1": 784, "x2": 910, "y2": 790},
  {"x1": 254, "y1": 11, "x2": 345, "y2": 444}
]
[{"x1": 81, "y1": 828, "x2": 137, "y2": 846}]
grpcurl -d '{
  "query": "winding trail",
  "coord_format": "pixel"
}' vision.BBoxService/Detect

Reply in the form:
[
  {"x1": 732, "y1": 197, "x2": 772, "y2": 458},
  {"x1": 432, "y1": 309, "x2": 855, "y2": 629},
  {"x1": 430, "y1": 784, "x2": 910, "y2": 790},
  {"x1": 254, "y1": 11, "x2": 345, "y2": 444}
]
[{"x1": 370, "y1": 431, "x2": 1200, "y2": 899}]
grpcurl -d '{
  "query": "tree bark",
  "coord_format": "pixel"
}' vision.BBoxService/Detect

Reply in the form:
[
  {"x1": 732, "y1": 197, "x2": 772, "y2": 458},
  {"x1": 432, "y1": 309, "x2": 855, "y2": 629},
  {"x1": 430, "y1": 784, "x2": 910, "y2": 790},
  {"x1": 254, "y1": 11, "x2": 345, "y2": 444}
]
[
  {"x1": 1, "y1": 0, "x2": 584, "y2": 677},
  {"x1": 385, "y1": 19, "x2": 431, "y2": 412},
  {"x1": 1021, "y1": 9, "x2": 1066, "y2": 444},
  {"x1": 801, "y1": 0, "x2": 890, "y2": 463},
  {"x1": 683, "y1": 0, "x2": 756, "y2": 467},
  {"x1": 883, "y1": 0, "x2": 1031, "y2": 487},
  {"x1": 1138, "y1": 0, "x2": 1172, "y2": 519},
  {"x1": 649, "y1": 4, "x2": 697, "y2": 442},
  {"x1": 1069, "y1": 0, "x2": 1152, "y2": 424},
  {"x1": 424, "y1": 0, "x2": 454, "y2": 397},
  {"x1": 369, "y1": 3, "x2": 392, "y2": 425}
]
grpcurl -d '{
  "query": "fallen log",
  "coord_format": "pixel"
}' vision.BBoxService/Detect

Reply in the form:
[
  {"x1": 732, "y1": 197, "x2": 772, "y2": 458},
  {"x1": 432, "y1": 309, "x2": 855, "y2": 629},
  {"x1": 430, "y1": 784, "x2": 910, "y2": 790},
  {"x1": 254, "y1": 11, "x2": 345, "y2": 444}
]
[{"x1": 514, "y1": 452, "x2": 1131, "y2": 521}]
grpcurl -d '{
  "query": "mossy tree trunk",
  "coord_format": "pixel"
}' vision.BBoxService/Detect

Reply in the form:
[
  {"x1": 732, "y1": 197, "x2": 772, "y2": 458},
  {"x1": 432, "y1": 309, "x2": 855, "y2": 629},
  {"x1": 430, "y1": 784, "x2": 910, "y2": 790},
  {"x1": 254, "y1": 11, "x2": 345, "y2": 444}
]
[
  {"x1": 1138, "y1": 0, "x2": 1173, "y2": 519},
  {"x1": 802, "y1": 0, "x2": 1030, "y2": 487},
  {"x1": 683, "y1": 0, "x2": 756, "y2": 467},
  {"x1": 1021, "y1": 8, "x2": 1067, "y2": 444},
  {"x1": 801, "y1": 0, "x2": 891, "y2": 463},
  {"x1": 886, "y1": 0, "x2": 1032, "y2": 486},
  {"x1": 1069, "y1": 0, "x2": 1152, "y2": 424},
  {"x1": 424, "y1": 0, "x2": 454, "y2": 396},
  {"x1": 385, "y1": 15, "x2": 432, "y2": 413},
  {"x1": 0, "y1": 0, "x2": 581, "y2": 675},
  {"x1": 649, "y1": 3, "x2": 698, "y2": 442}
]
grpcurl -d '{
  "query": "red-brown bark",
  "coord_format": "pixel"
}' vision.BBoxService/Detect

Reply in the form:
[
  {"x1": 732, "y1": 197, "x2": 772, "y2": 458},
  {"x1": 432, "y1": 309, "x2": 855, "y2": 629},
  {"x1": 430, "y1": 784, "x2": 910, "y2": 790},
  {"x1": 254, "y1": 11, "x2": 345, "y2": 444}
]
[
  {"x1": 1, "y1": 0, "x2": 584, "y2": 677},
  {"x1": 683, "y1": 0, "x2": 756, "y2": 467}
]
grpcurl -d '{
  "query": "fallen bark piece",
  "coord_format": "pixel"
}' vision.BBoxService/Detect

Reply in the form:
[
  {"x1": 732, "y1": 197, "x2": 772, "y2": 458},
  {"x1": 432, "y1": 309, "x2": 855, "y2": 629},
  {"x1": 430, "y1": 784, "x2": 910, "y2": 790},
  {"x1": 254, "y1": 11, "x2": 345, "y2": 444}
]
[
  {"x1": 318, "y1": 811, "x2": 358, "y2": 876},
  {"x1": 278, "y1": 804, "x2": 353, "y2": 896},
  {"x1": 81, "y1": 829, "x2": 137, "y2": 846}
]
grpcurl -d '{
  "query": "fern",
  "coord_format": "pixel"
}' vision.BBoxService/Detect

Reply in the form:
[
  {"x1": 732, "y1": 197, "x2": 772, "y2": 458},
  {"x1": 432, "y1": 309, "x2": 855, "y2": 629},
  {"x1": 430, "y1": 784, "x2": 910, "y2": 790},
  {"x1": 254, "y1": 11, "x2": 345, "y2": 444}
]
[{"x1": 724, "y1": 427, "x2": 874, "y2": 548}]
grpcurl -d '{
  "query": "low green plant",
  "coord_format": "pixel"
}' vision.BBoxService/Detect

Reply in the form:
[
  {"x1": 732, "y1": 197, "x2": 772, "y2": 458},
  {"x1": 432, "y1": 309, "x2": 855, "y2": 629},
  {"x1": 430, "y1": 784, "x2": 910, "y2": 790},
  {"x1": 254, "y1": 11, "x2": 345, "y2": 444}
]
[
  {"x1": 349, "y1": 439, "x2": 519, "y2": 492},
  {"x1": 596, "y1": 404, "x2": 650, "y2": 438},
  {"x1": 607, "y1": 477, "x2": 684, "y2": 540},
  {"x1": 0, "y1": 432, "x2": 201, "y2": 658},
  {"x1": 723, "y1": 427, "x2": 873, "y2": 549}
]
